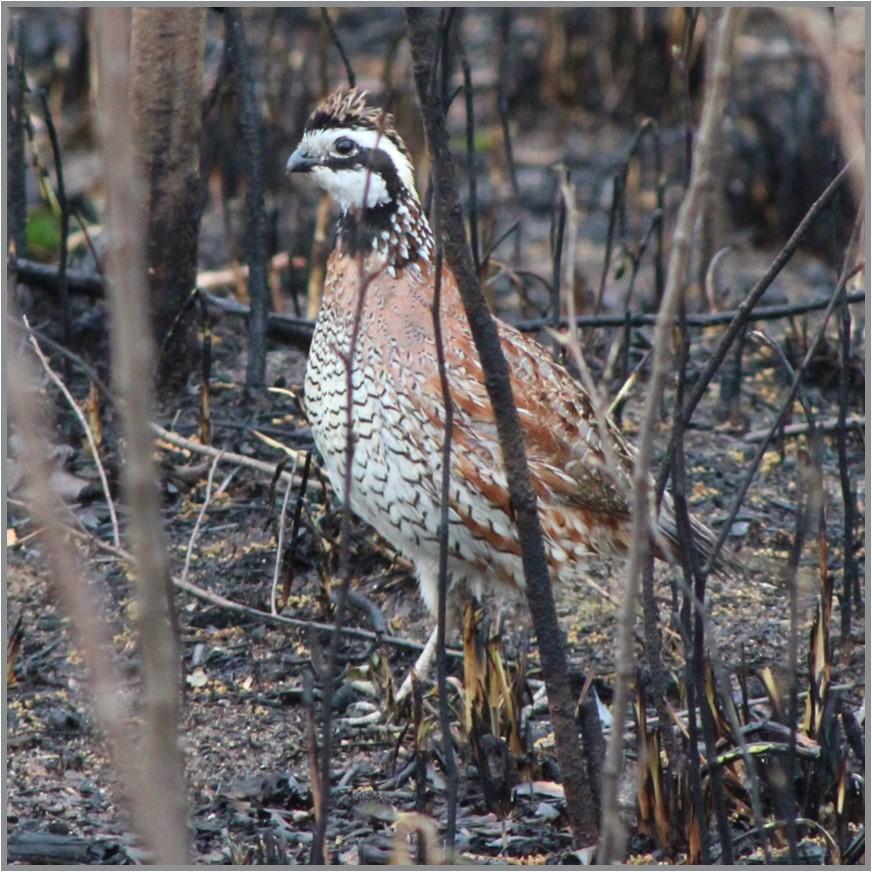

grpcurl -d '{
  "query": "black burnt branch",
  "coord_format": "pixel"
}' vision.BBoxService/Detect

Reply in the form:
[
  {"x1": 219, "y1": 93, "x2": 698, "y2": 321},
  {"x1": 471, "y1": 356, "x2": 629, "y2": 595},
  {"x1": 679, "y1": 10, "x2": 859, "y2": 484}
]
[
  {"x1": 225, "y1": 8, "x2": 270, "y2": 389},
  {"x1": 406, "y1": 8, "x2": 601, "y2": 848},
  {"x1": 38, "y1": 90, "x2": 71, "y2": 360}
]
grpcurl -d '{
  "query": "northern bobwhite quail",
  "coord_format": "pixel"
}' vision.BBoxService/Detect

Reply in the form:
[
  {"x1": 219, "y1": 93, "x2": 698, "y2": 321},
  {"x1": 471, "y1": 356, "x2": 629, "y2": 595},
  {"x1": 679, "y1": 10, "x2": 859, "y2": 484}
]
[{"x1": 287, "y1": 88, "x2": 725, "y2": 696}]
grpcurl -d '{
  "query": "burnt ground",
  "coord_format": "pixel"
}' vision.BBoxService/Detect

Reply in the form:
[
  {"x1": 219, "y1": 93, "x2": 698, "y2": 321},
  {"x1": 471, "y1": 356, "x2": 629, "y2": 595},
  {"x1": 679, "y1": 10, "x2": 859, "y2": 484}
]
[
  {"x1": 6, "y1": 270, "x2": 866, "y2": 865},
  {"x1": 5, "y1": 6, "x2": 867, "y2": 866}
]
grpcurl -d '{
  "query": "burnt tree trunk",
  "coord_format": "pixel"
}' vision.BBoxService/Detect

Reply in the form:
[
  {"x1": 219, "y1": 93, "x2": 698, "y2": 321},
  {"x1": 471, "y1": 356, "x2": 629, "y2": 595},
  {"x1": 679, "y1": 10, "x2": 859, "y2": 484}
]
[
  {"x1": 130, "y1": 8, "x2": 206, "y2": 388},
  {"x1": 7, "y1": 19, "x2": 28, "y2": 260},
  {"x1": 224, "y1": 8, "x2": 269, "y2": 389}
]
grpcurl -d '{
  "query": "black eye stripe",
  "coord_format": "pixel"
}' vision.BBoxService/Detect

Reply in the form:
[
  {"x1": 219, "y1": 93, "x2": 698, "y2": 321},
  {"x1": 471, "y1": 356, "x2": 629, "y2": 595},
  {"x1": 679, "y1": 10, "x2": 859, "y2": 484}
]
[
  {"x1": 322, "y1": 146, "x2": 403, "y2": 193},
  {"x1": 305, "y1": 117, "x2": 411, "y2": 161}
]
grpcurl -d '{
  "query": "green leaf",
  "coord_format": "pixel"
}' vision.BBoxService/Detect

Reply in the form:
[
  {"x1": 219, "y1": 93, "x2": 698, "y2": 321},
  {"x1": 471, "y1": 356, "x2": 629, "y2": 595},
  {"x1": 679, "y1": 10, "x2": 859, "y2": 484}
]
[{"x1": 25, "y1": 206, "x2": 61, "y2": 261}]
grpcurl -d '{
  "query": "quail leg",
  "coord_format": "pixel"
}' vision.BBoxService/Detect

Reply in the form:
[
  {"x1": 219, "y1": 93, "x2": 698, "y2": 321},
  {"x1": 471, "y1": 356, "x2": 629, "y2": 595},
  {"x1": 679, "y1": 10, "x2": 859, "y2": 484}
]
[{"x1": 395, "y1": 624, "x2": 440, "y2": 703}]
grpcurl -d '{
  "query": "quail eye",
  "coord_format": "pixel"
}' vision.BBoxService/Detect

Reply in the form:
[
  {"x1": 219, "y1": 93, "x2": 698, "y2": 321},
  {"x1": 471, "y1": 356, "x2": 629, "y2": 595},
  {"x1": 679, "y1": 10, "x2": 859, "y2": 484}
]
[{"x1": 334, "y1": 137, "x2": 355, "y2": 156}]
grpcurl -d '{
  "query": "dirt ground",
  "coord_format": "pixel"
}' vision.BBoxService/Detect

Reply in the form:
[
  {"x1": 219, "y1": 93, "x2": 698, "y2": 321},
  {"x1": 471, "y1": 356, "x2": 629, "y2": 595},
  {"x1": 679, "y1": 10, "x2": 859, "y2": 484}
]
[{"x1": 7, "y1": 275, "x2": 865, "y2": 863}]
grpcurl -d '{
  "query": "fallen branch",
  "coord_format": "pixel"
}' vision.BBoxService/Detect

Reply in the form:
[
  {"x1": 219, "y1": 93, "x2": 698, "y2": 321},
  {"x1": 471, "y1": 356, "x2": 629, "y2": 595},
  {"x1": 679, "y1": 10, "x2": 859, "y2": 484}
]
[
  {"x1": 515, "y1": 288, "x2": 866, "y2": 331},
  {"x1": 14, "y1": 256, "x2": 862, "y2": 353},
  {"x1": 11, "y1": 258, "x2": 315, "y2": 351},
  {"x1": 197, "y1": 252, "x2": 304, "y2": 290},
  {"x1": 152, "y1": 422, "x2": 311, "y2": 485}
]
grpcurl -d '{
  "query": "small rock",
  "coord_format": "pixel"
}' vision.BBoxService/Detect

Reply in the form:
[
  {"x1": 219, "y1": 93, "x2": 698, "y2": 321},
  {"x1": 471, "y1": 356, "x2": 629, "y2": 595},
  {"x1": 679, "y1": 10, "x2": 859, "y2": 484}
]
[{"x1": 186, "y1": 668, "x2": 208, "y2": 688}]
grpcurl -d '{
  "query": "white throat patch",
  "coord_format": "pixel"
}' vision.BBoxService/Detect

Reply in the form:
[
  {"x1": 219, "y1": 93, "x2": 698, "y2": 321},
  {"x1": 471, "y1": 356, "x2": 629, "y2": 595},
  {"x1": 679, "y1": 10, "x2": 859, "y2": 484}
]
[
  {"x1": 297, "y1": 126, "x2": 419, "y2": 211},
  {"x1": 310, "y1": 165, "x2": 390, "y2": 211}
]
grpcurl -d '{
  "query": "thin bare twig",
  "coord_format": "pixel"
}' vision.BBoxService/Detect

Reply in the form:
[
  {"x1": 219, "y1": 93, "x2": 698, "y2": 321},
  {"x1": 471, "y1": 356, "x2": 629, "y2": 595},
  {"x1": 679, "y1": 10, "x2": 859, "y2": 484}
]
[
  {"x1": 672, "y1": 414, "x2": 725, "y2": 863},
  {"x1": 70, "y1": 207, "x2": 104, "y2": 278},
  {"x1": 270, "y1": 463, "x2": 296, "y2": 616},
  {"x1": 605, "y1": 207, "x2": 662, "y2": 413},
  {"x1": 550, "y1": 167, "x2": 569, "y2": 342},
  {"x1": 678, "y1": 9, "x2": 700, "y2": 184},
  {"x1": 749, "y1": 330, "x2": 820, "y2": 436},
  {"x1": 552, "y1": 181, "x2": 632, "y2": 531},
  {"x1": 23, "y1": 320, "x2": 121, "y2": 549},
  {"x1": 744, "y1": 415, "x2": 863, "y2": 443},
  {"x1": 457, "y1": 36, "x2": 480, "y2": 275},
  {"x1": 431, "y1": 224, "x2": 459, "y2": 856},
  {"x1": 782, "y1": 453, "x2": 818, "y2": 860},
  {"x1": 281, "y1": 449, "x2": 313, "y2": 605},
  {"x1": 517, "y1": 288, "x2": 866, "y2": 332},
  {"x1": 497, "y1": 9, "x2": 521, "y2": 267},
  {"x1": 593, "y1": 174, "x2": 622, "y2": 317},
  {"x1": 181, "y1": 450, "x2": 225, "y2": 585},
  {"x1": 834, "y1": 210, "x2": 864, "y2": 645},
  {"x1": 319, "y1": 8, "x2": 356, "y2": 87},
  {"x1": 606, "y1": 349, "x2": 652, "y2": 419},
  {"x1": 426, "y1": 28, "x2": 460, "y2": 850},
  {"x1": 599, "y1": 11, "x2": 742, "y2": 862},
  {"x1": 704, "y1": 245, "x2": 732, "y2": 312},
  {"x1": 593, "y1": 118, "x2": 664, "y2": 317}
]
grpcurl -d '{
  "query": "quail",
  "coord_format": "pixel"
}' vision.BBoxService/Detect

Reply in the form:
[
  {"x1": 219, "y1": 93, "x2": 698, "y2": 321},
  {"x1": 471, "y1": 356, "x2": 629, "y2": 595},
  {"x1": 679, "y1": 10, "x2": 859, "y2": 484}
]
[{"x1": 287, "y1": 88, "x2": 727, "y2": 697}]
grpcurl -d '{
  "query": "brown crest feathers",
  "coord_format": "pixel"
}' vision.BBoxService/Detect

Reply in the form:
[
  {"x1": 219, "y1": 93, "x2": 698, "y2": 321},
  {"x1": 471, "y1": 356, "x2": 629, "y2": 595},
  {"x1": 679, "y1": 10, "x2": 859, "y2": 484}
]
[{"x1": 305, "y1": 87, "x2": 409, "y2": 158}]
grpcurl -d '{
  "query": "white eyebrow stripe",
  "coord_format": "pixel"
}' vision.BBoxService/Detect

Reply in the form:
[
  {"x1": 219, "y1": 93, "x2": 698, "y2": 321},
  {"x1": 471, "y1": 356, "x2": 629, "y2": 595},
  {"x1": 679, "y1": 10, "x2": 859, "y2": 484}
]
[{"x1": 302, "y1": 126, "x2": 418, "y2": 201}]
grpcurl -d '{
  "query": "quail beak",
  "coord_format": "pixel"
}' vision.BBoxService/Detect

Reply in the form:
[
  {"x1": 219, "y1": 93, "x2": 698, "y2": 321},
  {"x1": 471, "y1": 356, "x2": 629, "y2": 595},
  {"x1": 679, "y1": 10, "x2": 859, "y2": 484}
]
[{"x1": 286, "y1": 146, "x2": 316, "y2": 174}]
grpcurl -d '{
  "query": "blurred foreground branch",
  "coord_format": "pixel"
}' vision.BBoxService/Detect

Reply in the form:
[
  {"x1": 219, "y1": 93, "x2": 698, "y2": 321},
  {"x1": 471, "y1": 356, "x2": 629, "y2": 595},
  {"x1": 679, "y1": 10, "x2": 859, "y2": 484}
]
[
  {"x1": 95, "y1": 10, "x2": 189, "y2": 862},
  {"x1": 599, "y1": 9, "x2": 743, "y2": 863},
  {"x1": 8, "y1": 313, "x2": 180, "y2": 865}
]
